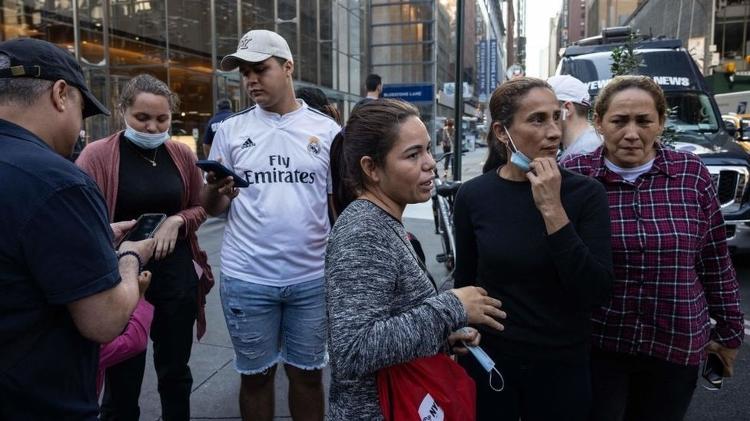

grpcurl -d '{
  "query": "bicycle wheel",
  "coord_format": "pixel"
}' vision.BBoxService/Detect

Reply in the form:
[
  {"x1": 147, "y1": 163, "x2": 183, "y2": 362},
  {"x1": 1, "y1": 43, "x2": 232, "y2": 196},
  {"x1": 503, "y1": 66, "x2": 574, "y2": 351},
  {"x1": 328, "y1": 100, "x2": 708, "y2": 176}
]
[
  {"x1": 437, "y1": 198, "x2": 454, "y2": 271},
  {"x1": 431, "y1": 194, "x2": 440, "y2": 235}
]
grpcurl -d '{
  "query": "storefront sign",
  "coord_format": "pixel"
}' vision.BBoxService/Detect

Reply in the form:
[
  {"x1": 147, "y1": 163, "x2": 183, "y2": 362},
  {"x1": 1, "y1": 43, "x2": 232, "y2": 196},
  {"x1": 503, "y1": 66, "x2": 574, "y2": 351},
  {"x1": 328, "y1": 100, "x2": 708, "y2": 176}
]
[{"x1": 382, "y1": 83, "x2": 435, "y2": 104}]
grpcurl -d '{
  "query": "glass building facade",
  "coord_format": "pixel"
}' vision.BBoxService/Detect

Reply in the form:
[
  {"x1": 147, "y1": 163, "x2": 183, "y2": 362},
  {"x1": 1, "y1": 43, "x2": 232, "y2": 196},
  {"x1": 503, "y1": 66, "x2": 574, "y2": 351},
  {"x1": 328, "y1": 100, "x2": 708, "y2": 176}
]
[
  {"x1": 0, "y1": 0, "x2": 366, "y2": 156},
  {"x1": 368, "y1": 0, "x2": 439, "y2": 138}
]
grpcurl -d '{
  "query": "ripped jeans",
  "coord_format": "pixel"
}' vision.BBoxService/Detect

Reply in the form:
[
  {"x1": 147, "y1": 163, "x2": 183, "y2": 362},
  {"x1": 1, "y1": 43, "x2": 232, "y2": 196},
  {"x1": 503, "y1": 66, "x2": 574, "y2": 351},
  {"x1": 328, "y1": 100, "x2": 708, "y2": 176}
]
[{"x1": 220, "y1": 273, "x2": 328, "y2": 375}]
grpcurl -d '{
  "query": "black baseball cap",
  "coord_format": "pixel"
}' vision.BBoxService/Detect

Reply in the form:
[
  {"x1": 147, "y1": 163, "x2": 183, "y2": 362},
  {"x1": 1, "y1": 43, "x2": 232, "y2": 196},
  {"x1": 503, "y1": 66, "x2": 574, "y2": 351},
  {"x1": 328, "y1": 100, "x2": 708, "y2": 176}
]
[{"x1": 0, "y1": 38, "x2": 110, "y2": 118}]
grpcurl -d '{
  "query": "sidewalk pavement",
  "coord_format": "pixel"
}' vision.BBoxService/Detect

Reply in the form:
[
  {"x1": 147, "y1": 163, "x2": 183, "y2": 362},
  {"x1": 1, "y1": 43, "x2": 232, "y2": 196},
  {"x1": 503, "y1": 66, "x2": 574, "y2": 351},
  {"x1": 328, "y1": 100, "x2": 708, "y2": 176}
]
[{"x1": 136, "y1": 147, "x2": 490, "y2": 420}]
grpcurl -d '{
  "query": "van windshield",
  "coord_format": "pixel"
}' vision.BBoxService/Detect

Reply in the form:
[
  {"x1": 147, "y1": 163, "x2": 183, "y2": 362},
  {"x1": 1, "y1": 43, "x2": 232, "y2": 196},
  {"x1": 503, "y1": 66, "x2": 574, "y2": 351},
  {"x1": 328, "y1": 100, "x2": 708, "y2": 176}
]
[
  {"x1": 560, "y1": 50, "x2": 701, "y2": 92},
  {"x1": 561, "y1": 49, "x2": 721, "y2": 139},
  {"x1": 664, "y1": 91, "x2": 719, "y2": 133}
]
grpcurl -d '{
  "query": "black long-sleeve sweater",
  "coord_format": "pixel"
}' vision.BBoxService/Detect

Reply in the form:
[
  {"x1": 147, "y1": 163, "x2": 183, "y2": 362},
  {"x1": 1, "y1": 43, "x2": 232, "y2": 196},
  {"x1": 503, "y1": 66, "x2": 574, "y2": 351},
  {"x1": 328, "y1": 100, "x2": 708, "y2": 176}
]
[{"x1": 453, "y1": 167, "x2": 614, "y2": 362}]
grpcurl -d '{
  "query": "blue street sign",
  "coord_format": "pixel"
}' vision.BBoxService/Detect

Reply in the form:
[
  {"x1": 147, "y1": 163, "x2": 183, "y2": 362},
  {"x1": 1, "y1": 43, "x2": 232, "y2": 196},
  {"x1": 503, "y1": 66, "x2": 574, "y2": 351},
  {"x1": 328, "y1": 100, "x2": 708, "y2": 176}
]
[
  {"x1": 477, "y1": 40, "x2": 488, "y2": 101},
  {"x1": 489, "y1": 39, "x2": 498, "y2": 89},
  {"x1": 381, "y1": 83, "x2": 435, "y2": 104}
]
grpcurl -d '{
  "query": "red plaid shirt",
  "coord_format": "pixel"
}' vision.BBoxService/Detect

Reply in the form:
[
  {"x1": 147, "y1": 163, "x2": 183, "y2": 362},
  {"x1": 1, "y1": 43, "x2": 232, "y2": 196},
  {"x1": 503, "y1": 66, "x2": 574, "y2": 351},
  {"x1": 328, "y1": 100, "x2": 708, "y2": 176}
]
[{"x1": 562, "y1": 146, "x2": 744, "y2": 366}]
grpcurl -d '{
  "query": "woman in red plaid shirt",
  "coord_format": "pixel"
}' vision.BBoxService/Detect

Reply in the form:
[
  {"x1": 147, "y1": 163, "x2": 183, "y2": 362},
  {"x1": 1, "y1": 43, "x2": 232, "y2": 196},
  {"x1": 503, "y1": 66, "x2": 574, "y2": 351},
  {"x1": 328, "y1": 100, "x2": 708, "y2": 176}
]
[{"x1": 562, "y1": 75, "x2": 744, "y2": 421}]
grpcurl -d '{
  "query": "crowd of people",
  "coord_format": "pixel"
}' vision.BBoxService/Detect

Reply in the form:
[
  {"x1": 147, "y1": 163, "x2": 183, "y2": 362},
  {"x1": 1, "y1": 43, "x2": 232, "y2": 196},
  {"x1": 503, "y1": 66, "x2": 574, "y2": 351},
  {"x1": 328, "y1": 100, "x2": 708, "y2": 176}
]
[{"x1": 0, "y1": 28, "x2": 743, "y2": 421}]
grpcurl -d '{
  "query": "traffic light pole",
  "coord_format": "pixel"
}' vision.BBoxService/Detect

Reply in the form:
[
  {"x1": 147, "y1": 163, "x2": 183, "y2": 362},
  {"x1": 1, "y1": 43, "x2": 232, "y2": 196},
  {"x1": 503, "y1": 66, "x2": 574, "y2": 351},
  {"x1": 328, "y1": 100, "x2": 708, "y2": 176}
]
[{"x1": 453, "y1": 0, "x2": 464, "y2": 181}]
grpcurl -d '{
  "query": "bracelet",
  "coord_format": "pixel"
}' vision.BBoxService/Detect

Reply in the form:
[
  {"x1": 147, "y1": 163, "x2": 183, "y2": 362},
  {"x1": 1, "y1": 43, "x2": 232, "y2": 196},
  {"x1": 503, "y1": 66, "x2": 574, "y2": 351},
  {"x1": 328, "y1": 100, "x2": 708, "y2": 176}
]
[{"x1": 117, "y1": 251, "x2": 143, "y2": 272}]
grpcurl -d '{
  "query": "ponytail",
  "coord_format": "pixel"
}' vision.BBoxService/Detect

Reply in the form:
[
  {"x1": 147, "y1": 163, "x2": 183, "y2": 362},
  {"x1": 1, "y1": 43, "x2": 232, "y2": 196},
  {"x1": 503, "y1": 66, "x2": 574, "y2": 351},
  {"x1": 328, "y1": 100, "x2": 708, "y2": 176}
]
[
  {"x1": 482, "y1": 128, "x2": 507, "y2": 173},
  {"x1": 330, "y1": 131, "x2": 355, "y2": 214},
  {"x1": 324, "y1": 104, "x2": 342, "y2": 126}
]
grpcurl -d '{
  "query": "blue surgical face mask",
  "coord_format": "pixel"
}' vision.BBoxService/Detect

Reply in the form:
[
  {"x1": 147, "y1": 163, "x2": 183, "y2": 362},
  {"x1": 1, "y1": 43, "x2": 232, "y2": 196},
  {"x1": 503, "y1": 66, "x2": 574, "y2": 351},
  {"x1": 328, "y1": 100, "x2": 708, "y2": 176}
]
[
  {"x1": 504, "y1": 126, "x2": 532, "y2": 172},
  {"x1": 460, "y1": 328, "x2": 505, "y2": 392},
  {"x1": 124, "y1": 122, "x2": 170, "y2": 149}
]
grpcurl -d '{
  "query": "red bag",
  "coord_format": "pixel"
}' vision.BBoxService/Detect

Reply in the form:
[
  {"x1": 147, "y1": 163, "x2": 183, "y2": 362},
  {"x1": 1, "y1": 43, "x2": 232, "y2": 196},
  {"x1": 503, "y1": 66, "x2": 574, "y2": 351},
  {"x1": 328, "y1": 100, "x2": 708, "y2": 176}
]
[{"x1": 377, "y1": 354, "x2": 476, "y2": 421}]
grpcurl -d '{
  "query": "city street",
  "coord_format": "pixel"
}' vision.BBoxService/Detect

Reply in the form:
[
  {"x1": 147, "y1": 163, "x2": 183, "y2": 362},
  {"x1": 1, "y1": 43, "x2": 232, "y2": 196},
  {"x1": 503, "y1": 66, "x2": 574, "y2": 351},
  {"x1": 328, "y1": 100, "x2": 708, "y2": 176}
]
[
  {"x1": 2, "y1": 1, "x2": 749, "y2": 420},
  {"x1": 132, "y1": 146, "x2": 750, "y2": 420}
]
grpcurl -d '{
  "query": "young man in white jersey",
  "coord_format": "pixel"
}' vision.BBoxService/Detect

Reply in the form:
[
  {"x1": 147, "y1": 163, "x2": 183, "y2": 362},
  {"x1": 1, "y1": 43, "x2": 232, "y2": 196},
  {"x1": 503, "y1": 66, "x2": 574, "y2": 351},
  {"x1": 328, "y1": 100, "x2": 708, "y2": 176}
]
[{"x1": 201, "y1": 29, "x2": 339, "y2": 421}]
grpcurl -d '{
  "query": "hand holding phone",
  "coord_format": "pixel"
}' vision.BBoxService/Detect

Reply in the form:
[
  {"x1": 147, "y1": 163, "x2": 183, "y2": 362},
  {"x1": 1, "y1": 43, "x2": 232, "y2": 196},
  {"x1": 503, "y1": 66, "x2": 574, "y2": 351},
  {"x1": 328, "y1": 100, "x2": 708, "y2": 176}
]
[
  {"x1": 120, "y1": 213, "x2": 167, "y2": 243},
  {"x1": 702, "y1": 353, "x2": 724, "y2": 390},
  {"x1": 196, "y1": 160, "x2": 249, "y2": 188},
  {"x1": 705, "y1": 340, "x2": 739, "y2": 378},
  {"x1": 111, "y1": 220, "x2": 137, "y2": 244}
]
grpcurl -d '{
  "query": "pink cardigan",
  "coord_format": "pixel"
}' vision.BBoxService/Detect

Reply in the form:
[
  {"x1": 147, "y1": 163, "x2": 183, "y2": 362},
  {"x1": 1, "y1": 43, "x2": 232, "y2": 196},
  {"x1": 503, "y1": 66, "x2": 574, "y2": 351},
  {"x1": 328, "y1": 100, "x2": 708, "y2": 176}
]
[
  {"x1": 97, "y1": 298, "x2": 154, "y2": 396},
  {"x1": 76, "y1": 132, "x2": 214, "y2": 339}
]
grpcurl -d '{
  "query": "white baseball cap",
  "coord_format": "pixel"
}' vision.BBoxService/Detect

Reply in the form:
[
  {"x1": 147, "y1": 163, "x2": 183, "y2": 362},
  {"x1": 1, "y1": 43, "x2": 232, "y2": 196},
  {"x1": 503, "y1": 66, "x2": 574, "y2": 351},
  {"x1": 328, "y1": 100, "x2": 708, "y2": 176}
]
[
  {"x1": 547, "y1": 75, "x2": 591, "y2": 107},
  {"x1": 220, "y1": 29, "x2": 293, "y2": 71}
]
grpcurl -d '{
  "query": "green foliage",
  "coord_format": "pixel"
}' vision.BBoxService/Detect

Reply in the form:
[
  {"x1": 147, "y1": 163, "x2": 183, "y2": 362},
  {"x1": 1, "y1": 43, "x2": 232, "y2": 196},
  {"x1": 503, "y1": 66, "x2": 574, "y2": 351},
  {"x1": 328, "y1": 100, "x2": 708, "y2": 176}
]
[
  {"x1": 610, "y1": 32, "x2": 642, "y2": 77},
  {"x1": 660, "y1": 124, "x2": 678, "y2": 147},
  {"x1": 659, "y1": 108, "x2": 679, "y2": 147}
]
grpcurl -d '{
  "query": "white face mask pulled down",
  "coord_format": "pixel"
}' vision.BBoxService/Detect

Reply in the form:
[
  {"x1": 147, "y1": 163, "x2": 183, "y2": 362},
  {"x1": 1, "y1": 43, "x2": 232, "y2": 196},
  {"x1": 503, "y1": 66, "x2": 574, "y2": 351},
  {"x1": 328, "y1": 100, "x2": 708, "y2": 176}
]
[
  {"x1": 124, "y1": 121, "x2": 170, "y2": 149},
  {"x1": 503, "y1": 126, "x2": 532, "y2": 173}
]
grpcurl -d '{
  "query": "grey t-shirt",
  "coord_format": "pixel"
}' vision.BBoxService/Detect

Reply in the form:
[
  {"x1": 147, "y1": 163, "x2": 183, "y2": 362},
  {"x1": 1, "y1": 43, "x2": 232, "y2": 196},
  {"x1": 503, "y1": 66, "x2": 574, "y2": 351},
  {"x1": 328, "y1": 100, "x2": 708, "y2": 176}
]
[
  {"x1": 560, "y1": 126, "x2": 602, "y2": 160},
  {"x1": 325, "y1": 199, "x2": 467, "y2": 420}
]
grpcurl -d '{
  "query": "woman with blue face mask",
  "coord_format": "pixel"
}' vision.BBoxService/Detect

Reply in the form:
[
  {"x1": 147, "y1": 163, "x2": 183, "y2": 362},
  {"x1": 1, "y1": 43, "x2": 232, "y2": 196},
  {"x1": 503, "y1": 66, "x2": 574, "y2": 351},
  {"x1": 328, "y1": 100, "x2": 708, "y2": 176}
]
[
  {"x1": 76, "y1": 74, "x2": 213, "y2": 420},
  {"x1": 453, "y1": 77, "x2": 614, "y2": 421}
]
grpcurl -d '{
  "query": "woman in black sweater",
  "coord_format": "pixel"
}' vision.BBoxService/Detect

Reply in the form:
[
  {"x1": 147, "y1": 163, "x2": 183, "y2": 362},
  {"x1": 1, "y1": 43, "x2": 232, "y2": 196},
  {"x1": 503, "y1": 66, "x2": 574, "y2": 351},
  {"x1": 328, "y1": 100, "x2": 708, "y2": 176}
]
[{"x1": 453, "y1": 77, "x2": 614, "y2": 421}]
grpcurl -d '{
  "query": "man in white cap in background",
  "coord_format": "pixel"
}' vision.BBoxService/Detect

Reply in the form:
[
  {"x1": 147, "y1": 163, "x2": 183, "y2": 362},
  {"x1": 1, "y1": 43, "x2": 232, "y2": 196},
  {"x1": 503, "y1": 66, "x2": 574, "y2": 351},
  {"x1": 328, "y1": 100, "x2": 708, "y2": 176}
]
[
  {"x1": 201, "y1": 29, "x2": 339, "y2": 421},
  {"x1": 547, "y1": 74, "x2": 602, "y2": 160}
]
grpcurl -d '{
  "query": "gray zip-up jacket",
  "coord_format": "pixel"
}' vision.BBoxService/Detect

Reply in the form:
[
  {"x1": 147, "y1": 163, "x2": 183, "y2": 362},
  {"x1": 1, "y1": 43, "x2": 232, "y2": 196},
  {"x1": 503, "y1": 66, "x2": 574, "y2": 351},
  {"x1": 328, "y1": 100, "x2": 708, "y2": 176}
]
[{"x1": 325, "y1": 200, "x2": 467, "y2": 420}]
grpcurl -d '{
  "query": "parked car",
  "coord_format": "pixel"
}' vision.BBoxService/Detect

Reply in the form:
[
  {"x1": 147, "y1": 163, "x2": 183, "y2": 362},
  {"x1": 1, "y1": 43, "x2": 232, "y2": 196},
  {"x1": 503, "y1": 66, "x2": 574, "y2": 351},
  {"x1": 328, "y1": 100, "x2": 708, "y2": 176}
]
[
  {"x1": 721, "y1": 113, "x2": 750, "y2": 141},
  {"x1": 558, "y1": 26, "x2": 750, "y2": 254},
  {"x1": 715, "y1": 90, "x2": 750, "y2": 115}
]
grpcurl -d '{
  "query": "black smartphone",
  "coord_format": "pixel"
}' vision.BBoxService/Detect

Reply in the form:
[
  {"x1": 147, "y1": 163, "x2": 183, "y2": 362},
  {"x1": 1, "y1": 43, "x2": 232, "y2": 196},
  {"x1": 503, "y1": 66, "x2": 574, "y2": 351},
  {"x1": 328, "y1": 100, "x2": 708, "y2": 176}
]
[
  {"x1": 121, "y1": 213, "x2": 167, "y2": 243},
  {"x1": 196, "y1": 160, "x2": 250, "y2": 188},
  {"x1": 702, "y1": 353, "x2": 724, "y2": 390}
]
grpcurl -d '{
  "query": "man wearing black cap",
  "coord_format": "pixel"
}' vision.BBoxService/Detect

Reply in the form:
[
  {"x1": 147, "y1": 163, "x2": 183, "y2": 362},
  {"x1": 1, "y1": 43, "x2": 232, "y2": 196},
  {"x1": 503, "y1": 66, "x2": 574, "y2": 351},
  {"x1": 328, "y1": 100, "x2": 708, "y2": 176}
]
[
  {"x1": 203, "y1": 98, "x2": 234, "y2": 157},
  {"x1": 0, "y1": 38, "x2": 155, "y2": 419}
]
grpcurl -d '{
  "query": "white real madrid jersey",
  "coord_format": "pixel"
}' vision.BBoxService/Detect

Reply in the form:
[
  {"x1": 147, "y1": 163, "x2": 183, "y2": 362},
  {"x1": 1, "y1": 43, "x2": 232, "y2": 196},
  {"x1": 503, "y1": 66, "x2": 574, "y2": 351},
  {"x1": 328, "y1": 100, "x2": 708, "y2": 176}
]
[{"x1": 209, "y1": 101, "x2": 341, "y2": 286}]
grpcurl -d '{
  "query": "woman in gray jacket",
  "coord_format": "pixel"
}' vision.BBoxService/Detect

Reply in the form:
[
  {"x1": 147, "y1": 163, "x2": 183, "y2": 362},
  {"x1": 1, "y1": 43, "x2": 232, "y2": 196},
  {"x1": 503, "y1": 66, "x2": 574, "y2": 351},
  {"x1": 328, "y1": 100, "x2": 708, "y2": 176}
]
[{"x1": 326, "y1": 99, "x2": 506, "y2": 420}]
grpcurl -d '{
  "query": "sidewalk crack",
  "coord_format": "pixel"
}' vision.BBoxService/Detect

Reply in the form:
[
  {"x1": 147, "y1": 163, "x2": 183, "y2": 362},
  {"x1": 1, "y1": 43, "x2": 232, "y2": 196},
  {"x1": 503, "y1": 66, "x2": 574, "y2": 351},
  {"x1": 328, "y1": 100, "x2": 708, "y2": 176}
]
[{"x1": 191, "y1": 358, "x2": 233, "y2": 393}]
